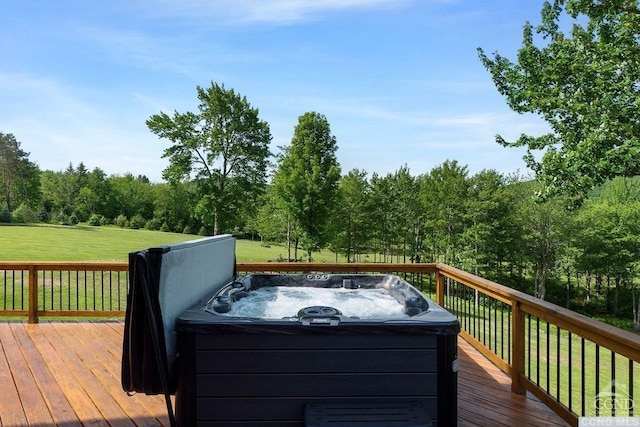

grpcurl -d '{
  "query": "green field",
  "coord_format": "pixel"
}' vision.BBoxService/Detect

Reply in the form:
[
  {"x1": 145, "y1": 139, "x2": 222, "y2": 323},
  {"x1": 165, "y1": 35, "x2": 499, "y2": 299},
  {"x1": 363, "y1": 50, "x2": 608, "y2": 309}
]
[{"x1": 0, "y1": 224, "x2": 344, "y2": 262}]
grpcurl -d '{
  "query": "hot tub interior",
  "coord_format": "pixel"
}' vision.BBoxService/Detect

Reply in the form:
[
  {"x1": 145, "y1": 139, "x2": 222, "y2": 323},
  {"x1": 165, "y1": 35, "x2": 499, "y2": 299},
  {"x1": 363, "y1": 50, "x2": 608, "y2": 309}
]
[{"x1": 205, "y1": 273, "x2": 430, "y2": 320}]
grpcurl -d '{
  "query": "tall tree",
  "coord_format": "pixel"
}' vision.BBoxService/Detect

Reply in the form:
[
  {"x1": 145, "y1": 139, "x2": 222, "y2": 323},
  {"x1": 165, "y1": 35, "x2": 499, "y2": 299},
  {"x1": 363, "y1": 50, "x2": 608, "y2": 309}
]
[
  {"x1": 421, "y1": 161, "x2": 469, "y2": 265},
  {"x1": 147, "y1": 82, "x2": 272, "y2": 235},
  {"x1": 479, "y1": 0, "x2": 640, "y2": 201},
  {"x1": 274, "y1": 112, "x2": 341, "y2": 261},
  {"x1": 329, "y1": 169, "x2": 373, "y2": 263},
  {"x1": 463, "y1": 170, "x2": 515, "y2": 277},
  {"x1": 0, "y1": 133, "x2": 40, "y2": 211}
]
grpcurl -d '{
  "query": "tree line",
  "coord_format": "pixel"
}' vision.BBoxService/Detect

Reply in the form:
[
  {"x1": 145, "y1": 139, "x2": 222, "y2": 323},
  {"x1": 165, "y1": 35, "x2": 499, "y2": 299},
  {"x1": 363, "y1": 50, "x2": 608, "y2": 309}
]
[{"x1": 2, "y1": 125, "x2": 640, "y2": 329}]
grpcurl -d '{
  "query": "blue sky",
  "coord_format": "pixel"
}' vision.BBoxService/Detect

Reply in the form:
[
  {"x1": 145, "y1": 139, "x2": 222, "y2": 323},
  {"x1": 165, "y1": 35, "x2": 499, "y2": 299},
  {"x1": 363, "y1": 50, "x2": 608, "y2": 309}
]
[{"x1": 1, "y1": 0, "x2": 551, "y2": 182}]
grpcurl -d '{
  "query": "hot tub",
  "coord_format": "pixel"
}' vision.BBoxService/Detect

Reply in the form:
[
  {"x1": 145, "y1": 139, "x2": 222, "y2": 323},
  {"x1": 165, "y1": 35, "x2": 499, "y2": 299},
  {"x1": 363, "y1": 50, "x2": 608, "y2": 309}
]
[
  {"x1": 121, "y1": 236, "x2": 459, "y2": 427},
  {"x1": 176, "y1": 273, "x2": 458, "y2": 426}
]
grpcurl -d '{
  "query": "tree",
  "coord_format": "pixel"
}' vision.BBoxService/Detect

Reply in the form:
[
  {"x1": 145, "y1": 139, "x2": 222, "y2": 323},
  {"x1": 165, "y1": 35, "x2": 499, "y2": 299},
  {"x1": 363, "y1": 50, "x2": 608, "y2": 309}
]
[
  {"x1": 274, "y1": 112, "x2": 341, "y2": 261},
  {"x1": 463, "y1": 170, "x2": 515, "y2": 277},
  {"x1": 329, "y1": 169, "x2": 374, "y2": 262},
  {"x1": 421, "y1": 161, "x2": 470, "y2": 265},
  {"x1": 110, "y1": 173, "x2": 155, "y2": 221},
  {"x1": 0, "y1": 133, "x2": 40, "y2": 211},
  {"x1": 147, "y1": 82, "x2": 272, "y2": 235},
  {"x1": 478, "y1": 0, "x2": 640, "y2": 201},
  {"x1": 249, "y1": 186, "x2": 289, "y2": 245}
]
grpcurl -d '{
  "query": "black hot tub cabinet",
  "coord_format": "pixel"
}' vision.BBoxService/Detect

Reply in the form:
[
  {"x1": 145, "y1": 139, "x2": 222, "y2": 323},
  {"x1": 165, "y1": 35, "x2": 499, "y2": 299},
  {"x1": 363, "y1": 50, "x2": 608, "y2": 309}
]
[{"x1": 175, "y1": 273, "x2": 459, "y2": 427}]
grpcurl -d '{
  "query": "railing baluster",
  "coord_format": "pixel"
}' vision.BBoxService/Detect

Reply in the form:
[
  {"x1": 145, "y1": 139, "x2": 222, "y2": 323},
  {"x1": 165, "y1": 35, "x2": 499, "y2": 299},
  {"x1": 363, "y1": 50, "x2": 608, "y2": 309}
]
[
  {"x1": 629, "y1": 359, "x2": 634, "y2": 417},
  {"x1": 568, "y1": 331, "x2": 572, "y2": 412},
  {"x1": 611, "y1": 350, "x2": 615, "y2": 417},
  {"x1": 596, "y1": 344, "x2": 600, "y2": 417},
  {"x1": 581, "y1": 338, "x2": 586, "y2": 416},
  {"x1": 493, "y1": 300, "x2": 502, "y2": 353},
  {"x1": 546, "y1": 321, "x2": 550, "y2": 394},
  {"x1": 67, "y1": 270, "x2": 71, "y2": 310},
  {"x1": 556, "y1": 326, "x2": 561, "y2": 401},
  {"x1": 50, "y1": 270, "x2": 53, "y2": 310},
  {"x1": 500, "y1": 301, "x2": 504, "y2": 360},
  {"x1": 527, "y1": 313, "x2": 532, "y2": 379},
  {"x1": 536, "y1": 316, "x2": 540, "y2": 386},
  {"x1": 59, "y1": 270, "x2": 62, "y2": 310}
]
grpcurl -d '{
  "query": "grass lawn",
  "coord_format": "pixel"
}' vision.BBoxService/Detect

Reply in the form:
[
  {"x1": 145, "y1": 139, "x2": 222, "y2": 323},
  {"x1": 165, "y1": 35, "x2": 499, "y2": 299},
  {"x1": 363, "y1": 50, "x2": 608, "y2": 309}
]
[{"x1": 0, "y1": 223, "x2": 344, "y2": 262}]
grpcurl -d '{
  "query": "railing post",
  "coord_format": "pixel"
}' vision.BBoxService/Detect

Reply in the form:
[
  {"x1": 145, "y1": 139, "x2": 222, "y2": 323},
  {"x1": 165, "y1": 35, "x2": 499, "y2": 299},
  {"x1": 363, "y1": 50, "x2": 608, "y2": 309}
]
[
  {"x1": 511, "y1": 300, "x2": 525, "y2": 394},
  {"x1": 28, "y1": 265, "x2": 38, "y2": 324},
  {"x1": 435, "y1": 270, "x2": 445, "y2": 307}
]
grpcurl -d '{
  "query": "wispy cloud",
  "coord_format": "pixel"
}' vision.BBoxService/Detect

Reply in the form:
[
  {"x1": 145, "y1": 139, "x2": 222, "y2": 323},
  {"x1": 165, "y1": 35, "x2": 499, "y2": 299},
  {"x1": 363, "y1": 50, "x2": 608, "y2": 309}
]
[
  {"x1": 145, "y1": 0, "x2": 419, "y2": 25},
  {"x1": 0, "y1": 72, "x2": 167, "y2": 179}
]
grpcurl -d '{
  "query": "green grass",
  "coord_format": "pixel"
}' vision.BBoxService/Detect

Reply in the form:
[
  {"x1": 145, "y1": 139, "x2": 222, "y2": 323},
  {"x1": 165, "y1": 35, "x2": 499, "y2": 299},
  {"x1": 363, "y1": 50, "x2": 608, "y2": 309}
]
[{"x1": 0, "y1": 223, "x2": 344, "y2": 262}]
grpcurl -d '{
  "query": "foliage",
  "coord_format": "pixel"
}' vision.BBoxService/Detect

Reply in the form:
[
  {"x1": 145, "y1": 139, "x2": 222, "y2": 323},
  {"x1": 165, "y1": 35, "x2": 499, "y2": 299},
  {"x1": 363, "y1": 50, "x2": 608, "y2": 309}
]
[
  {"x1": 0, "y1": 133, "x2": 40, "y2": 211},
  {"x1": 478, "y1": 0, "x2": 640, "y2": 201},
  {"x1": 88, "y1": 214, "x2": 103, "y2": 226},
  {"x1": 11, "y1": 203, "x2": 38, "y2": 224},
  {"x1": 249, "y1": 186, "x2": 289, "y2": 244},
  {"x1": 145, "y1": 217, "x2": 161, "y2": 230},
  {"x1": 421, "y1": 160, "x2": 469, "y2": 264},
  {"x1": 329, "y1": 169, "x2": 374, "y2": 262},
  {"x1": 0, "y1": 205, "x2": 11, "y2": 223},
  {"x1": 274, "y1": 112, "x2": 341, "y2": 261},
  {"x1": 68, "y1": 213, "x2": 79, "y2": 226},
  {"x1": 114, "y1": 214, "x2": 128, "y2": 228},
  {"x1": 128, "y1": 214, "x2": 146, "y2": 230},
  {"x1": 147, "y1": 82, "x2": 272, "y2": 235}
]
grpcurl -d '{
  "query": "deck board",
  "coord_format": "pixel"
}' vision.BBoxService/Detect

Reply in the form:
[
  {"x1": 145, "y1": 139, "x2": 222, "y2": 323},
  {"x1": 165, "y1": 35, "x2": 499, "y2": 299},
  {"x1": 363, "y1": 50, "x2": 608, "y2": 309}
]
[{"x1": 0, "y1": 321, "x2": 568, "y2": 427}]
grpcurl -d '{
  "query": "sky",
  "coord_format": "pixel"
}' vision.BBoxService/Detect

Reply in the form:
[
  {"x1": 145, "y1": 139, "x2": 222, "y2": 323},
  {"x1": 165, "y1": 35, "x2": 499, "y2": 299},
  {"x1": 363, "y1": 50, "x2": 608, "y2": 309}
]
[{"x1": 0, "y1": 0, "x2": 553, "y2": 182}]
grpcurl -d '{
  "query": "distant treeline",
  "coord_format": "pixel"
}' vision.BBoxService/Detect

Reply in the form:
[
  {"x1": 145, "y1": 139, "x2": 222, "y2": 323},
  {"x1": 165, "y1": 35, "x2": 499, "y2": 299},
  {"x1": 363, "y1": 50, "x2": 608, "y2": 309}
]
[{"x1": 2, "y1": 153, "x2": 640, "y2": 329}]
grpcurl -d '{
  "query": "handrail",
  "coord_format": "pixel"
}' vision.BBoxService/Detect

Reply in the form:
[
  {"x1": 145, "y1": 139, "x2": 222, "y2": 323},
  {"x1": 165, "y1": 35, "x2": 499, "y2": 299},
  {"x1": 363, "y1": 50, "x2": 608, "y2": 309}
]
[
  {"x1": 0, "y1": 261, "x2": 128, "y2": 323},
  {"x1": 436, "y1": 263, "x2": 640, "y2": 363},
  {"x1": 1, "y1": 261, "x2": 638, "y2": 426}
]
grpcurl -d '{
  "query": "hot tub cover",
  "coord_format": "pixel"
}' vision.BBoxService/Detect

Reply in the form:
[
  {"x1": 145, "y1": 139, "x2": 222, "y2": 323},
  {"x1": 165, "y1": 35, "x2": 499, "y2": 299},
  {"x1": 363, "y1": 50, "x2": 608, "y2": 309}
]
[{"x1": 121, "y1": 234, "x2": 236, "y2": 395}]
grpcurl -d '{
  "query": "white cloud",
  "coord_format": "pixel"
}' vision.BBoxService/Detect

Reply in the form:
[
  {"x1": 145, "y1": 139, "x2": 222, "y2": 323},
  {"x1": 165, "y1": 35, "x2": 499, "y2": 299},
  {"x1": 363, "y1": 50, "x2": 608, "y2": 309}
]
[{"x1": 144, "y1": 0, "x2": 418, "y2": 25}]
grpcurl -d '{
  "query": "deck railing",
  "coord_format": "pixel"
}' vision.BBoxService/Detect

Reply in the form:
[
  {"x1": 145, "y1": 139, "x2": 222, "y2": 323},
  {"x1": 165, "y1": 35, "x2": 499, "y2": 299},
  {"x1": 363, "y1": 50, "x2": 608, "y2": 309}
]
[
  {"x1": 0, "y1": 261, "x2": 129, "y2": 321},
  {"x1": 1, "y1": 261, "x2": 639, "y2": 426}
]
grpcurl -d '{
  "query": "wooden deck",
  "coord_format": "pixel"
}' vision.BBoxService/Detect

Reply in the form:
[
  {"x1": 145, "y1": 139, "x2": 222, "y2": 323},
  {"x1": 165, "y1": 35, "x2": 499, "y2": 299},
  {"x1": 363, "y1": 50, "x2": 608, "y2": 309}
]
[{"x1": 0, "y1": 321, "x2": 568, "y2": 427}]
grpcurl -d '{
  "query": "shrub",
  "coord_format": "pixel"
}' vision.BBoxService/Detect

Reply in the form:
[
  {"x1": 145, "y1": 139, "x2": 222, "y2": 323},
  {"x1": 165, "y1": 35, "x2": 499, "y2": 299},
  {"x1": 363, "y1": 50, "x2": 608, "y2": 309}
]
[
  {"x1": 114, "y1": 214, "x2": 128, "y2": 228},
  {"x1": 11, "y1": 207, "x2": 26, "y2": 223},
  {"x1": 88, "y1": 213, "x2": 102, "y2": 226},
  {"x1": 0, "y1": 206, "x2": 11, "y2": 223},
  {"x1": 160, "y1": 222, "x2": 170, "y2": 232},
  {"x1": 56, "y1": 212, "x2": 69, "y2": 225},
  {"x1": 39, "y1": 208, "x2": 50, "y2": 222},
  {"x1": 128, "y1": 214, "x2": 146, "y2": 230},
  {"x1": 183, "y1": 225, "x2": 192, "y2": 234},
  {"x1": 198, "y1": 226, "x2": 208, "y2": 236},
  {"x1": 145, "y1": 218, "x2": 161, "y2": 231},
  {"x1": 12, "y1": 203, "x2": 39, "y2": 223},
  {"x1": 68, "y1": 213, "x2": 79, "y2": 225}
]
